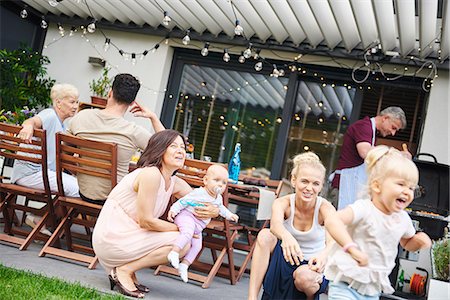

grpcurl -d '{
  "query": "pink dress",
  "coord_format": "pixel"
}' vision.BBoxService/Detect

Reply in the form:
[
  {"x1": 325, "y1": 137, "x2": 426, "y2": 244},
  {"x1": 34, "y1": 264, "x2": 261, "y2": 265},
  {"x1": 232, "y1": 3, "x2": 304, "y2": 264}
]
[{"x1": 92, "y1": 168, "x2": 179, "y2": 274}]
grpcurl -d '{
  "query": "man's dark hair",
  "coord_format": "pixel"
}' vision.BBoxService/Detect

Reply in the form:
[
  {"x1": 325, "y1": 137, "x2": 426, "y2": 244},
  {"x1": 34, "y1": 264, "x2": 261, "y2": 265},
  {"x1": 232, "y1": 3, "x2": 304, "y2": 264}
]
[{"x1": 111, "y1": 73, "x2": 140, "y2": 105}]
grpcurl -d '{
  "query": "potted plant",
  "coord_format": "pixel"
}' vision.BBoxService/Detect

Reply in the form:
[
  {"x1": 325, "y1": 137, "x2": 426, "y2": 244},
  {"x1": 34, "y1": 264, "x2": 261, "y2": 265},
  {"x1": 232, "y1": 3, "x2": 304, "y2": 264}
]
[
  {"x1": 89, "y1": 67, "x2": 111, "y2": 106},
  {"x1": 428, "y1": 238, "x2": 449, "y2": 299}
]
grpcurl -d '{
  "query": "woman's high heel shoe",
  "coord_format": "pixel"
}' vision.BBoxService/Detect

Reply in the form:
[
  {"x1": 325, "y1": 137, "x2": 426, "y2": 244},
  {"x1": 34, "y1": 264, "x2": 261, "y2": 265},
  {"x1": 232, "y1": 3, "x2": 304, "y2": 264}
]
[
  {"x1": 135, "y1": 283, "x2": 150, "y2": 293},
  {"x1": 108, "y1": 275, "x2": 116, "y2": 290},
  {"x1": 111, "y1": 268, "x2": 145, "y2": 299}
]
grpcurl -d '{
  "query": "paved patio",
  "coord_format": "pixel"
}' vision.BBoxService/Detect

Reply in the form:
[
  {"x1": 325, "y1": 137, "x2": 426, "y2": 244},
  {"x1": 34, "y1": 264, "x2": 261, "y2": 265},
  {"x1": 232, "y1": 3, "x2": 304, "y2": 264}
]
[{"x1": 0, "y1": 239, "x2": 252, "y2": 299}]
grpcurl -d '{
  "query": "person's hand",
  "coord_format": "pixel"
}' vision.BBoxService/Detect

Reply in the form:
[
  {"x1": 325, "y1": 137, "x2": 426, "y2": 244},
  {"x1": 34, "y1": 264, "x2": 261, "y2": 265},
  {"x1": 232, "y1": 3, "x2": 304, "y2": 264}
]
[
  {"x1": 193, "y1": 202, "x2": 219, "y2": 220},
  {"x1": 167, "y1": 210, "x2": 177, "y2": 222},
  {"x1": 401, "y1": 143, "x2": 413, "y2": 160},
  {"x1": 308, "y1": 253, "x2": 327, "y2": 273},
  {"x1": 229, "y1": 213, "x2": 239, "y2": 222},
  {"x1": 348, "y1": 247, "x2": 369, "y2": 266},
  {"x1": 129, "y1": 101, "x2": 157, "y2": 119},
  {"x1": 17, "y1": 124, "x2": 34, "y2": 143},
  {"x1": 281, "y1": 233, "x2": 303, "y2": 266}
]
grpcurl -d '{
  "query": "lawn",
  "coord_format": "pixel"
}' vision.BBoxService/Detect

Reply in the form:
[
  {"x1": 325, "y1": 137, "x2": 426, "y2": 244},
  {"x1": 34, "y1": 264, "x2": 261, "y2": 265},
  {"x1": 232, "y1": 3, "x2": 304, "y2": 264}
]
[{"x1": 0, "y1": 264, "x2": 124, "y2": 299}]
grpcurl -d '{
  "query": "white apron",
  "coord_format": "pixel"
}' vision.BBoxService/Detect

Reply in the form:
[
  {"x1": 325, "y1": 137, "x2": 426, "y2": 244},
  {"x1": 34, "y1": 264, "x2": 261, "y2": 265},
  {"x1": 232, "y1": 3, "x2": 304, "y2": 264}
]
[{"x1": 337, "y1": 118, "x2": 376, "y2": 210}]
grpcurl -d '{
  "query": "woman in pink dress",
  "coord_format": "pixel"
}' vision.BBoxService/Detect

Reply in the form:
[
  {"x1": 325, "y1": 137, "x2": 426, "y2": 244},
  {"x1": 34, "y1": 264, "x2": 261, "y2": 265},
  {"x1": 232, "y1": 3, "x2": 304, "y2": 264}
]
[{"x1": 92, "y1": 129, "x2": 219, "y2": 298}]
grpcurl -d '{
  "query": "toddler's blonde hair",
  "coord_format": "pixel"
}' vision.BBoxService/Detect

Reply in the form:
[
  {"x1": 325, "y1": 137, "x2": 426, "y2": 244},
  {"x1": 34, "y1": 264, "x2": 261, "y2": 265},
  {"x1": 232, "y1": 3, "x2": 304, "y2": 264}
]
[
  {"x1": 365, "y1": 145, "x2": 419, "y2": 194},
  {"x1": 291, "y1": 152, "x2": 326, "y2": 181}
]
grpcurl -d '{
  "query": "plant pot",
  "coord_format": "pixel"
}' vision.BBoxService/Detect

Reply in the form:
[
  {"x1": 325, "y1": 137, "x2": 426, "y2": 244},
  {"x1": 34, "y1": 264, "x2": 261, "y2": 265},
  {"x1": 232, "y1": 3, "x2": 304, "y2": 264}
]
[
  {"x1": 427, "y1": 278, "x2": 449, "y2": 299},
  {"x1": 90, "y1": 96, "x2": 107, "y2": 107}
]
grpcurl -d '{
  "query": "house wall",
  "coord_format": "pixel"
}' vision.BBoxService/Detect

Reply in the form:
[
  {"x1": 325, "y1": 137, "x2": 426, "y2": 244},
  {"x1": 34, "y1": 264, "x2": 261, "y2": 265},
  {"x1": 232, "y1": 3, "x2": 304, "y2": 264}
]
[
  {"x1": 42, "y1": 24, "x2": 174, "y2": 132},
  {"x1": 42, "y1": 25, "x2": 448, "y2": 163}
]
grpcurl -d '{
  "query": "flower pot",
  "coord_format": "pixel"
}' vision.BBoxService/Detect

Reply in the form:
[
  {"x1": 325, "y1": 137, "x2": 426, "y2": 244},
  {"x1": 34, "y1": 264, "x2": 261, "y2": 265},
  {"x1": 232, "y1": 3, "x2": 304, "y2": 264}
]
[
  {"x1": 427, "y1": 278, "x2": 449, "y2": 299},
  {"x1": 90, "y1": 96, "x2": 107, "y2": 107}
]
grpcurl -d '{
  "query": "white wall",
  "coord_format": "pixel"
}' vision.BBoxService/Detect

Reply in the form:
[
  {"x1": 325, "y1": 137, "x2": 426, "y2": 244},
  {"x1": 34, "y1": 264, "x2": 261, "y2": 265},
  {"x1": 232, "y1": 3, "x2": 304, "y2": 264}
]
[
  {"x1": 42, "y1": 25, "x2": 449, "y2": 164},
  {"x1": 42, "y1": 24, "x2": 174, "y2": 131},
  {"x1": 419, "y1": 69, "x2": 450, "y2": 165}
]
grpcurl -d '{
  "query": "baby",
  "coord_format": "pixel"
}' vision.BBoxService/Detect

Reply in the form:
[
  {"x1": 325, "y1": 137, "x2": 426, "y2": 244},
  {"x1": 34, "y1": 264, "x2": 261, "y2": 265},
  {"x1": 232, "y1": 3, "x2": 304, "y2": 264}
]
[{"x1": 167, "y1": 164, "x2": 239, "y2": 283}]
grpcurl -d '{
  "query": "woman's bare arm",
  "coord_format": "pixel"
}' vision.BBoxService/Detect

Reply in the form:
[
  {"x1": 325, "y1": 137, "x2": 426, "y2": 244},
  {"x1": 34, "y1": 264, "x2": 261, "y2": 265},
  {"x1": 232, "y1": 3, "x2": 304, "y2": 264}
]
[{"x1": 135, "y1": 167, "x2": 178, "y2": 232}]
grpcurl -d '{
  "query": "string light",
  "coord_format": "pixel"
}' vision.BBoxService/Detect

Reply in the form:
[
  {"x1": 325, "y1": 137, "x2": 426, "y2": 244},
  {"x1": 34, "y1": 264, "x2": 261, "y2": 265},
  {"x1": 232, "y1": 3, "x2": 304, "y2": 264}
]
[
  {"x1": 87, "y1": 21, "x2": 96, "y2": 33},
  {"x1": 141, "y1": 50, "x2": 148, "y2": 60},
  {"x1": 272, "y1": 64, "x2": 280, "y2": 77},
  {"x1": 201, "y1": 42, "x2": 210, "y2": 57},
  {"x1": 223, "y1": 49, "x2": 230, "y2": 62},
  {"x1": 151, "y1": 44, "x2": 159, "y2": 53},
  {"x1": 69, "y1": 26, "x2": 76, "y2": 36},
  {"x1": 40, "y1": 17, "x2": 48, "y2": 29},
  {"x1": 162, "y1": 11, "x2": 171, "y2": 26},
  {"x1": 254, "y1": 61, "x2": 263, "y2": 71},
  {"x1": 58, "y1": 23, "x2": 65, "y2": 36},
  {"x1": 234, "y1": 20, "x2": 244, "y2": 36},
  {"x1": 48, "y1": 0, "x2": 63, "y2": 6},
  {"x1": 243, "y1": 43, "x2": 252, "y2": 59},
  {"x1": 20, "y1": 7, "x2": 28, "y2": 19},
  {"x1": 238, "y1": 51, "x2": 245, "y2": 63},
  {"x1": 131, "y1": 53, "x2": 136, "y2": 65},
  {"x1": 182, "y1": 30, "x2": 190, "y2": 45},
  {"x1": 103, "y1": 38, "x2": 110, "y2": 52}
]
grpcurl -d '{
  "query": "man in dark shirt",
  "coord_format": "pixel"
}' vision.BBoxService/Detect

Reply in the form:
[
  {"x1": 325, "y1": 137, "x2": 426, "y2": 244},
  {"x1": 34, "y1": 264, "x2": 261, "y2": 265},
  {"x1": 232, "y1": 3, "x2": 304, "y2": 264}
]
[{"x1": 330, "y1": 106, "x2": 408, "y2": 209}]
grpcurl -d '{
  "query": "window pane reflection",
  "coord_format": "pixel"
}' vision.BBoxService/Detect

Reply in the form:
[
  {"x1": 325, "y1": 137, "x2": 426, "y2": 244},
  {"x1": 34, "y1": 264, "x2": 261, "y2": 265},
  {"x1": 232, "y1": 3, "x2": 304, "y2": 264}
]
[
  {"x1": 174, "y1": 64, "x2": 289, "y2": 178},
  {"x1": 284, "y1": 81, "x2": 357, "y2": 179}
]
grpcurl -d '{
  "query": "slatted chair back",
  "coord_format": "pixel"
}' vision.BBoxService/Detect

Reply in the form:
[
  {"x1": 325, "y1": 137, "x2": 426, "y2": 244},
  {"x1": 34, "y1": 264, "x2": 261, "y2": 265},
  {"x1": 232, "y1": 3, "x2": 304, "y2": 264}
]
[
  {"x1": 0, "y1": 122, "x2": 55, "y2": 250},
  {"x1": 155, "y1": 158, "x2": 242, "y2": 288},
  {"x1": 39, "y1": 132, "x2": 117, "y2": 269}
]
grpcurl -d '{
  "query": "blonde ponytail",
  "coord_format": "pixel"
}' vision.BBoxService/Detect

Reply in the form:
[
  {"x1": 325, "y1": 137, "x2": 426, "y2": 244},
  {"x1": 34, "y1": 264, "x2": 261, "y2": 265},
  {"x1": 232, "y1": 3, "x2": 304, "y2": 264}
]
[{"x1": 365, "y1": 145, "x2": 419, "y2": 195}]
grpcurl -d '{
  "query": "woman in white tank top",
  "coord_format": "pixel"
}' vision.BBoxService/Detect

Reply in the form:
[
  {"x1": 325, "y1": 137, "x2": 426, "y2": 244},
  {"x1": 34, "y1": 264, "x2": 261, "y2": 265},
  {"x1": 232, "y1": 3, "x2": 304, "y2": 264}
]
[{"x1": 248, "y1": 152, "x2": 336, "y2": 300}]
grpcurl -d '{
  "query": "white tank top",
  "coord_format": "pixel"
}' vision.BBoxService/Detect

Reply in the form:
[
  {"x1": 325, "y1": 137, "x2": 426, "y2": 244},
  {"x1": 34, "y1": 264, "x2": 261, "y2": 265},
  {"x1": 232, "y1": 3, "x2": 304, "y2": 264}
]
[{"x1": 283, "y1": 194, "x2": 326, "y2": 261}]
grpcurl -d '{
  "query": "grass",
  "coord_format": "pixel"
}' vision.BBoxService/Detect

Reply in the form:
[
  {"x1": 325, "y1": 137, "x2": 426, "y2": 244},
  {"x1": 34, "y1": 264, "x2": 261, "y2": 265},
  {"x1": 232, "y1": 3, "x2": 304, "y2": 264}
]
[{"x1": 0, "y1": 264, "x2": 124, "y2": 300}]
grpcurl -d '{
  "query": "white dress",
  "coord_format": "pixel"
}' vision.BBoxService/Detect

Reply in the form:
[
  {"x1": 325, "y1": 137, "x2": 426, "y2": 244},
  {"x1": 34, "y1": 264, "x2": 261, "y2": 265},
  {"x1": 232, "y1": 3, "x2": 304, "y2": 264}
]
[{"x1": 324, "y1": 199, "x2": 415, "y2": 296}]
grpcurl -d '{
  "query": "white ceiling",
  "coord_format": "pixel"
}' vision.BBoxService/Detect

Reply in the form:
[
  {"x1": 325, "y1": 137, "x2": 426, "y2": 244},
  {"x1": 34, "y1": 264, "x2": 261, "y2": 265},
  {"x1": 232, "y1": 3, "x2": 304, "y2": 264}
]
[{"x1": 22, "y1": 0, "x2": 449, "y2": 62}]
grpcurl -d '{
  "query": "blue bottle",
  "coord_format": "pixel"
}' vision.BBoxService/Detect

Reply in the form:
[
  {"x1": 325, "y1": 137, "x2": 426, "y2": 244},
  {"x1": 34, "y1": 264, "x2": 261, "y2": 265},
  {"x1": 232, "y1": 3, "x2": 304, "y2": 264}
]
[{"x1": 229, "y1": 143, "x2": 241, "y2": 184}]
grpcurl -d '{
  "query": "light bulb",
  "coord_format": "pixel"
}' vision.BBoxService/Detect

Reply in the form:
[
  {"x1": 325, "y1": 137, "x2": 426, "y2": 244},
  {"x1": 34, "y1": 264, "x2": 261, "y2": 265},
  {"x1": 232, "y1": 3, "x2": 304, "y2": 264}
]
[
  {"x1": 238, "y1": 53, "x2": 245, "y2": 63},
  {"x1": 243, "y1": 45, "x2": 252, "y2": 59},
  {"x1": 272, "y1": 64, "x2": 280, "y2": 77},
  {"x1": 40, "y1": 19, "x2": 48, "y2": 29},
  {"x1": 162, "y1": 11, "x2": 171, "y2": 26},
  {"x1": 131, "y1": 53, "x2": 136, "y2": 66},
  {"x1": 58, "y1": 24, "x2": 65, "y2": 36},
  {"x1": 223, "y1": 49, "x2": 230, "y2": 62},
  {"x1": 20, "y1": 9, "x2": 28, "y2": 19},
  {"x1": 279, "y1": 69, "x2": 285, "y2": 77},
  {"x1": 234, "y1": 20, "x2": 244, "y2": 36},
  {"x1": 201, "y1": 42, "x2": 209, "y2": 56},
  {"x1": 182, "y1": 30, "x2": 190, "y2": 45},
  {"x1": 254, "y1": 61, "x2": 263, "y2": 71},
  {"x1": 69, "y1": 26, "x2": 76, "y2": 36},
  {"x1": 87, "y1": 22, "x2": 96, "y2": 33},
  {"x1": 141, "y1": 50, "x2": 148, "y2": 60},
  {"x1": 103, "y1": 38, "x2": 110, "y2": 52},
  {"x1": 48, "y1": 0, "x2": 62, "y2": 6}
]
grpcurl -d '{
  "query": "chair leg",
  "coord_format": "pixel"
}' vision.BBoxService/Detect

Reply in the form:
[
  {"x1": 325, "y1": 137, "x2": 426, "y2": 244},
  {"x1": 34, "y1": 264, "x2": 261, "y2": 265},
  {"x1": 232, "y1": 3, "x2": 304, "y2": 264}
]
[
  {"x1": 39, "y1": 208, "x2": 74, "y2": 257},
  {"x1": 19, "y1": 211, "x2": 50, "y2": 251}
]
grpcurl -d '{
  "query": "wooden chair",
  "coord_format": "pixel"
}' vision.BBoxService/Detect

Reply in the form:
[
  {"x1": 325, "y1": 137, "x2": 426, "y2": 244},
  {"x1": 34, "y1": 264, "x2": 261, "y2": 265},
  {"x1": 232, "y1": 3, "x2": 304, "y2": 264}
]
[
  {"x1": 228, "y1": 178, "x2": 289, "y2": 281},
  {"x1": 39, "y1": 132, "x2": 117, "y2": 269},
  {"x1": 154, "y1": 158, "x2": 243, "y2": 288},
  {"x1": 0, "y1": 122, "x2": 56, "y2": 250}
]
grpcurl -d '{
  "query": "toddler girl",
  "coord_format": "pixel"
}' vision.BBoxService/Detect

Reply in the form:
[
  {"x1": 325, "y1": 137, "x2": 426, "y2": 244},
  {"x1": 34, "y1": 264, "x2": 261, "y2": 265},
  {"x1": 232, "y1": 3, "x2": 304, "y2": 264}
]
[{"x1": 324, "y1": 145, "x2": 431, "y2": 299}]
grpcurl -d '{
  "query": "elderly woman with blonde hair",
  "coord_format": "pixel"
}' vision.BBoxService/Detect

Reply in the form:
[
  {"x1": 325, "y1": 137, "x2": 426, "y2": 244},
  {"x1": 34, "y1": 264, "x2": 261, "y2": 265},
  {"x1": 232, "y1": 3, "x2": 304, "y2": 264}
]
[{"x1": 12, "y1": 83, "x2": 80, "y2": 234}]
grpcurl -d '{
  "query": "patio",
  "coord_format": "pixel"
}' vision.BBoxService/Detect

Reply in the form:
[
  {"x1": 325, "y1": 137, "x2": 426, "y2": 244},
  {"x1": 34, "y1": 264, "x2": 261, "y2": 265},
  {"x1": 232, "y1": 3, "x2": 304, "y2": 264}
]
[{"x1": 0, "y1": 239, "x2": 252, "y2": 300}]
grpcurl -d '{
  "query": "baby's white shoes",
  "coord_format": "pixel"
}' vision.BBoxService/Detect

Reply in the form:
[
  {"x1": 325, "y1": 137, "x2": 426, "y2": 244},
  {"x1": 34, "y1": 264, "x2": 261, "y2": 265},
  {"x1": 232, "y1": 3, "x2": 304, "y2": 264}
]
[
  {"x1": 167, "y1": 251, "x2": 180, "y2": 269},
  {"x1": 178, "y1": 263, "x2": 189, "y2": 283}
]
